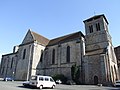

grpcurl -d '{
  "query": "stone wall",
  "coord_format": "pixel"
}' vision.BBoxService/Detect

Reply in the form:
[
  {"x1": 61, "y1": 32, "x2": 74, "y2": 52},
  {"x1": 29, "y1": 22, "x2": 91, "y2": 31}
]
[
  {"x1": 32, "y1": 42, "x2": 46, "y2": 75},
  {"x1": 0, "y1": 53, "x2": 17, "y2": 79},
  {"x1": 37, "y1": 39, "x2": 84, "y2": 80},
  {"x1": 114, "y1": 46, "x2": 120, "y2": 76}
]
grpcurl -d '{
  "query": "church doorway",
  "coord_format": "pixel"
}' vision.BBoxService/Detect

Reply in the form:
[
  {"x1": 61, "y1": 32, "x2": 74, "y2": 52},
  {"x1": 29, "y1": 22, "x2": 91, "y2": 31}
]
[{"x1": 94, "y1": 76, "x2": 98, "y2": 85}]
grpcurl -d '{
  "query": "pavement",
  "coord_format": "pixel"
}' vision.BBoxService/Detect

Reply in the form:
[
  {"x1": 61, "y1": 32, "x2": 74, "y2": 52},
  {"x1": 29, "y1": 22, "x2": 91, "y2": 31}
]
[{"x1": 0, "y1": 80, "x2": 120, "y2": 90}]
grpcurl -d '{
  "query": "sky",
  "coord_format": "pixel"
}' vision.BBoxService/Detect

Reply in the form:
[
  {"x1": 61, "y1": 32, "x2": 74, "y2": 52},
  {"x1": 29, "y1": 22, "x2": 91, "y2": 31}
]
[{"x1": 0, "y1": 0, "x2": 120, "y2": 60}]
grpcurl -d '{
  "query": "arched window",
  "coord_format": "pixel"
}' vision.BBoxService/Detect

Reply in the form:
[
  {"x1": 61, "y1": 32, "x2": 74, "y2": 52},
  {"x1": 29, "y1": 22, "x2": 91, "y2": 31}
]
[
  {"x1": 89, "y1": 25, "x2": 93, "y2": 33},
  {"x1": 23, "y1": 49, "x2": 26, "y2": 59},
  {"x1": 52, "y1": 49, "x2": 55, "y2": 64},
  {"x1": 40, "y1": 50, "x2": 43, "y2": 62},
  {"x1": 66, "y1": 46, "x2": 70, "y2": 63},
  {"x1": 94, "y1": 76, "x2": 98, "y2": 85},
  {"x1": 96, "y1": 23, "x2": 101, "y2": 31},
  {"x1": 11, "y1": 57, "x2": 14, "y2": 69}
]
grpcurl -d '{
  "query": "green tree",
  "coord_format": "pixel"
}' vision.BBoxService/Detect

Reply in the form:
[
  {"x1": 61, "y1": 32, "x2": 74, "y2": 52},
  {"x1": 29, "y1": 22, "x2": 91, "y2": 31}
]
[{"x1": 71, "y1": 64, "x2": 80, "y2": 84}]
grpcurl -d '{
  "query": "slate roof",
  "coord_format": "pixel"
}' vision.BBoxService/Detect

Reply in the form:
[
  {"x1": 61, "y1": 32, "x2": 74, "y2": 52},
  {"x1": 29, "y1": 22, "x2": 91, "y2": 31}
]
[
  {"x1": 83, "y1": 14, "x2": 109, "y2": 24},
  {"x1": 26, "y1": 30, "x2": 84, "y2": 47},
  {"x1": 47, "y1": 31, "x2": 84, "y2": 46},
  {"x1": 30, "y1": 30, "x2": 50, "y2": 46}
]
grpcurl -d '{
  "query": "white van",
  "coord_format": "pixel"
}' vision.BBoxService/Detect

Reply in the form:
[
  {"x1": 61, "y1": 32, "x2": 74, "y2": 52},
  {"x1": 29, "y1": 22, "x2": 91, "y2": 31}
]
[
  {"x1": 114, "y1": 80, "x2": 120, "y2": 87},
  {"x1": 29, "y1": 75, "x2": 56, "y2": 89}
]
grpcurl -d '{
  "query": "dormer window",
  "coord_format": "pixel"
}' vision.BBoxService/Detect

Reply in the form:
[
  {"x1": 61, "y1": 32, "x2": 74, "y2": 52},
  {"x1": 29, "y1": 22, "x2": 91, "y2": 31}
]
[
  {"x1": 89, "y1": 25, "x2": 93, "y2": 33},
  {"x1": 96, "y1": 23, "x2": 100, "y2": 31}
]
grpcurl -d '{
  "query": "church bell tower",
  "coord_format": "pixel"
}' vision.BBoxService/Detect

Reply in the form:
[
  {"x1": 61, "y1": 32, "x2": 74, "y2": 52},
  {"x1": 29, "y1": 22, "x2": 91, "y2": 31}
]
[{"x1": 83, "y1": 14, "x2": 119, "y2": 85}]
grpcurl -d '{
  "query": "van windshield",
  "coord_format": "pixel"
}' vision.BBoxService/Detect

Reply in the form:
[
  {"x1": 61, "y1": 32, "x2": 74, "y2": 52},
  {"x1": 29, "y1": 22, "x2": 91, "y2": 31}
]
[
  {"x1": 50, "y1": 78, "x2": 54, "y2": 82},
  {"x1": 31, "y1": 76, "x2": 37, "y2": 80}
]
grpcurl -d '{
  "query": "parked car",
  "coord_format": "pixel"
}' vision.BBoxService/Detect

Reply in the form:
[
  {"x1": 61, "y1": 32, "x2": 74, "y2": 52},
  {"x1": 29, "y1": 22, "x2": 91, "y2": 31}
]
[
  {"x1": 29, "y1": 75, "x2": 56, "y2": 89},
  {"x1": 114, "y1": 80, "x2": 120, "y2": 87},
  {"x1": 66, "y1": 80, "x2": 76, "y2": 85},
  {"x1": 4, "y1": 77, "x2": 14, "y2": 81},
  {"x1": 22, "y1": 81, "x2": 30, "y2": 87},
  {"x1": 56, "y1": 80, "x2": 62, "y2": 84}
]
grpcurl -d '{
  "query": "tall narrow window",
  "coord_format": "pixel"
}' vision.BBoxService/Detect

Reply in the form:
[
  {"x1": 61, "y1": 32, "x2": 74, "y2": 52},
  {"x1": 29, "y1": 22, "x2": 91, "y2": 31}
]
[
  {"x1": 89, "y1": 25, "x2": 93, "y2": 33},
  {"x1": 66, "y1": 46, "x2": 70, "y2": 63},
  {"x1": 96, "y1": 23, "x2": 100, "y2": 31},
  {"x1": 94, "y1": 76, "x2": 98, "y2": 85},
  {"x1": 1, "y1": 67, "x2": 4, "y2": 75},
  {"x1": 52, "y1": 49, "x2": 55, "y2": 64},
  {"x1": 23, "y1": 49, "x2": 26, "y2": 59},
  {"x1": 114, "y1": 65, "x2": 118, "y2": 80},
  {"x1": 11, "y1": 57, "x2": 14, "y2": 69},
  {"x1": 40, "y1": 50, "x2": 43, "y2": 62}
]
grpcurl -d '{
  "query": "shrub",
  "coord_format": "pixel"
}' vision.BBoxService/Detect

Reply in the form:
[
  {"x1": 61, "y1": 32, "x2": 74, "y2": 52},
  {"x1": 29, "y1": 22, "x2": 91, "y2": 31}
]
[{"x1": 52, "y1": 74, "x2": 68, "y2": 84}]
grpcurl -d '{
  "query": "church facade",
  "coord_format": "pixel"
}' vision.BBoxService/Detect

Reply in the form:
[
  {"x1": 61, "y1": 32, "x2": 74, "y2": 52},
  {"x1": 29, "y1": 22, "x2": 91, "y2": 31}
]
[{"x1": 0, "y1": 14, "x2": 119, "y2": 85}]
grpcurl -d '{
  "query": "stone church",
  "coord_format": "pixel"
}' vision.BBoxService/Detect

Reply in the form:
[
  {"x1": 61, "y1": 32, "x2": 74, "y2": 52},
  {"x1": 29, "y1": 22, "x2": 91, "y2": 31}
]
[{"x1": 0, "y1": 14, "x2": 119, "y2": 85}]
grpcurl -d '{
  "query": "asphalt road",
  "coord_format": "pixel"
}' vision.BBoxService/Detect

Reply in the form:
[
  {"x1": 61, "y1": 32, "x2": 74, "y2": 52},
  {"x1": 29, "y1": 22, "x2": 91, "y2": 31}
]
[{"x1": 0, "y1": 81, "x2": 120, "y2": 90}]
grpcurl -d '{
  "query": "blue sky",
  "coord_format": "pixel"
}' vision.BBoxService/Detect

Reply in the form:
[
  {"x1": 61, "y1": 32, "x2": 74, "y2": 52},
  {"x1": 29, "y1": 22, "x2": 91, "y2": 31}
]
[{"x1": 0, "y1": 0, "x2": 120, "y2": 60}]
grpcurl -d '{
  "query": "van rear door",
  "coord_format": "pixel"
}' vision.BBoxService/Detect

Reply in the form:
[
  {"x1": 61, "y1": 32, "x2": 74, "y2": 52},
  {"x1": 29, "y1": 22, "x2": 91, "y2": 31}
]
[{"x1": 30, "y1": 76, "x2": 37, "y2": 86}]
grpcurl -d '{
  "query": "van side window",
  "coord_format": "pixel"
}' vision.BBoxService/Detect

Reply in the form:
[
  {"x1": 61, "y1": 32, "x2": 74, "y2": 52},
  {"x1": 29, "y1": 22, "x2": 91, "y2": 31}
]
[
  {"x1": 45, "y1": 78, "x2": 49, "y2": 81},
  {"x1": 39, "y1": 77, "x2": 43, "y2": 81}
]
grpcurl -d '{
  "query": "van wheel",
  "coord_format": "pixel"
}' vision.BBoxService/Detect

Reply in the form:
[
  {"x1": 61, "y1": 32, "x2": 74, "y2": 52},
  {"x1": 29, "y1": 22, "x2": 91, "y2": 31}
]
[
  {"x1": 39, "y1": 85, "x2": 43, "y2": 89},
  {"x1": 51, "y1": 85, "x2": 55, "y2": 89}
]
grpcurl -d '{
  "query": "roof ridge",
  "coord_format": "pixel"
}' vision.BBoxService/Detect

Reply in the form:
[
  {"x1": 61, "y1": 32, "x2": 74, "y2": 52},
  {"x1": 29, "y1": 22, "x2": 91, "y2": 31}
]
[
  {"x1": 83, "y1": 14, "x2": 109, "y2": 24},
  {"x1": 26, "y1": 29, "x2": 49, "y2": 46},
  {"x1": 30, "y1": 29, "x2": 49, "y2": 40},
  {"x1": 50, "y1": 31, "x2": 81, "y2": 41},
  {"x1": 47, "y1": 31, "x2": 84, "y2": 46}
]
